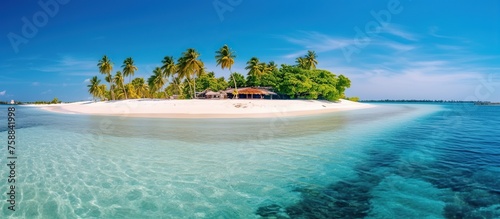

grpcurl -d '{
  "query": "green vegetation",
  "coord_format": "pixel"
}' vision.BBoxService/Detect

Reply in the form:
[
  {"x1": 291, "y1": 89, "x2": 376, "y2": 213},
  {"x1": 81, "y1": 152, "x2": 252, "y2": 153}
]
[
  {"x1": 51, "y1": 97, "x2": 61, "y2": 104},
  {"x1": 346, "y1": 96, "x2": 360, "y2": 102},
  {"x1": 275, "y1": 65, "x2": 351, "y2": 101},
  {"x1": 24, "y1": 97, "x2": 62, "y2": 105},
  {"x1": 148, "y1": 67, "x2": 167, "y2": 98},
  {"x1": 296, "y1": 50, "x2": 318, "y2": 70},
  {"x1": 97, "y1": 55, "x2": 115, "y2": 100},
  {"x1": 122, "y1": 57, "x2": 138, "y2": 84},
  {"x1": 228, "y1": 72, "x2": 246, "y2": 88},
  {"x1": 215, "y1": 45, "x2": 237, "y2": 96},
  {"x1": 87, "y1": 76, "x2": 104, "y2": 101},
  {"x1": 196, "y1": 72, "x2": 229, "y2": 92},
  {"x1": 88, "y1": 47, "x2": 353, "y2": 101},
  {"x1": 178, "y1": 48, "x2": 204, "y2": 99}
]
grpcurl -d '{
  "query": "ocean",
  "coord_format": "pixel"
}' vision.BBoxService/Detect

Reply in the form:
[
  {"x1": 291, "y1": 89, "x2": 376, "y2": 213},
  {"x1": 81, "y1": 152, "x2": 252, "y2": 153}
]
[{"x1": 0, "y1": 103, "x2": 499, "y2": 218}]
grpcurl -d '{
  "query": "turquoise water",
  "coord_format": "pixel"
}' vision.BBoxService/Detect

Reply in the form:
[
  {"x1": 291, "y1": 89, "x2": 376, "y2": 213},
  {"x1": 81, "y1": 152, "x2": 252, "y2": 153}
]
[{"x1": 0, "y1": 103, "x2": 499, "y2": 218}]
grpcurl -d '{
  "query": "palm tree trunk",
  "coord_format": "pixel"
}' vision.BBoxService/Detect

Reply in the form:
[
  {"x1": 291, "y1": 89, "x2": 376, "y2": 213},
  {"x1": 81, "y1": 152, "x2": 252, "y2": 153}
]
[
  {"x1": 110, "y1": 85, "x2": 115, "y2": 100},
  {"x1": 185, "y1": 77, "x2": 193, "y2": 99},
  {"x1": 193, "y1": 78, "x2": 197, "y2": 99},
  {"x1": 108, "y1": 73, "x2": 115, "y2": 100},
  {"x1": 161, "y1": 84, "x2": 167, "y2": 99},
  {"x1": 122, "y1": 84, "x2": 128, "y2": 99},
  {"x1": 230, "y1": 71, "x2": 238, "y2": 99},
  {"x1": 192, "y1": 72, "x2": 197, "y2": 99}
]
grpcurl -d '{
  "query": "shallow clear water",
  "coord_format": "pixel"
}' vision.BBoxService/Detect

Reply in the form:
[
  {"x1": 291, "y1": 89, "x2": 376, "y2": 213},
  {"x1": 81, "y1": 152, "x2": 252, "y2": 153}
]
[{"x1": 0, "y1": 103, "x2": 499, "y2": 218}]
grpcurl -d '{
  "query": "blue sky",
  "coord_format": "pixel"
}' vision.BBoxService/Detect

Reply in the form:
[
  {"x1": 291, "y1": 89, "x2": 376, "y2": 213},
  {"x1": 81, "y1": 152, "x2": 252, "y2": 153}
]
[{"x1": 1, "y1": 0, "x2": 499, "y2": 102}]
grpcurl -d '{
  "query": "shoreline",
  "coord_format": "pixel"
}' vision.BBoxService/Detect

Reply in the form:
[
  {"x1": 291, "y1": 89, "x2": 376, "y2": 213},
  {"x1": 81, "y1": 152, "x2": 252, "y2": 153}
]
[{"x1": 29, "y1": 99, "x2": 375, "y2": 119}]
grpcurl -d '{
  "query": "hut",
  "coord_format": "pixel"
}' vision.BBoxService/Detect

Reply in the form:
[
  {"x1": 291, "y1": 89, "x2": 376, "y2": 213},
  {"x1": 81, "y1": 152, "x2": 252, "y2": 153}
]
[
  {"x1": 225, "y1": 87, "x2": 277, "y2": 99},
  {"x1": 197, "y1": 89, "x2": 227, "y2": 99},
  {"x1": 238, "y1": 88, "x2": 266, "y2": 99},
  {"x1": 206, "y1": 90, "x2": 226, "y2": 99}
]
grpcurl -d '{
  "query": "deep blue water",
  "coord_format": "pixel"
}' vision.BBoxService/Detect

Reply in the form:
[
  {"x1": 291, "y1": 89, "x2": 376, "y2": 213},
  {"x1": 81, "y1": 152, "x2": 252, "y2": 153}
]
[
  {"x1": 281, "y1": 104, "x2": 500, "y2": 218},
  {"x1": 0, "y1": 103, "x2": 499, "y2": 218}
]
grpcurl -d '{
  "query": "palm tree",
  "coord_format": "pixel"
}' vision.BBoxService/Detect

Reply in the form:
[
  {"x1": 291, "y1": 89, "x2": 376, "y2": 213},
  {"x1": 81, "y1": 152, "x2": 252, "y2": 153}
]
[
  {"x1": 104, "y1": 73, "x2": 116, "y2": 100},
  {"x1": 124, "y1": 84, "x2": 137, "y2": 99},
  {"x1": 246, "y1": 57, "x2": 265, "y2": 86},
  {"x1": 176, "y1": 57, "x2": 192, "y2": 97},
  {"x1": 98, "y1": 84, "x2": 107, "y2": 100},
  {"x1": 245, "y1": 57, "x2": 262, "y2": 77},
  {"x1": 122, "y1": 57, "x2": 138, "y2": 83},
  {"x1": 87, "y1": 76, "x2": 102, "y2": 101},
  {"x1": 113, "y1": 87, "x2": 125, "y2": 100},
  {"x1": 161, "y1": 56, "x2": 177, "y2": 80},
  {"x1": 259, "y1": 62, "x2": 269, "y2": 75},
  {"x1": 215, "y1": 45, "x2": 237, "y2": 98},
  {"x1": 98, "y1": 55, "x2": 113, "y2": 75},
  {"x1": 228, "y1": 72, "x2": 246, "y2": 88},
  {"x1": 177, "y1": 48, "x2": 203, "y2": 99},
  {"x1": 169, "y1": 76, "x2": 184, "y2": 96},
  {"x1": 97, "y1": 55, "x2": 114, "y2": 100},
  {"x1": 305, "y1": 50, "x2": 318, "y2": 70},
  {"x1": 267, "y1": 61, "x2": 278, "y2": 72},
  {"x1": 132, "y1": 78, "x2": 149, "y2": 98},
  {"x1": 295, "y1": 57, "x2": 307, "y2": 69},
  {"x1": 114, "y1": 71, "x2": 127, "y2": 99},
  {"x1": 148, "y1": 67, "x2": 167, "y2": 98}
]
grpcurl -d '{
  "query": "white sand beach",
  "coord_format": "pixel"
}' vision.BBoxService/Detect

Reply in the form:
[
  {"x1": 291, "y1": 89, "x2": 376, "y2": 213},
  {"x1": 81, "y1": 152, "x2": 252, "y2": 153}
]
[{"x1": 33, "y1": 99, "x2": 374, "y2": 118}]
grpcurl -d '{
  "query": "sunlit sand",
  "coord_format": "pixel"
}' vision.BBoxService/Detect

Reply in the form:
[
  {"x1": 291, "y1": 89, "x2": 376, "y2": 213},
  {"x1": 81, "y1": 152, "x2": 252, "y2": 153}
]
[{"x1": 33, "y1": 99, "x2": 375, "y2": 118}]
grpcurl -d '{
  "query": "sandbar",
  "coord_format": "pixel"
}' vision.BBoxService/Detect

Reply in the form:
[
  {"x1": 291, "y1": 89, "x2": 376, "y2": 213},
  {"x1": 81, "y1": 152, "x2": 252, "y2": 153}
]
[{"x1": 31, "y1": 99, "x2": 375, "y2": 118}]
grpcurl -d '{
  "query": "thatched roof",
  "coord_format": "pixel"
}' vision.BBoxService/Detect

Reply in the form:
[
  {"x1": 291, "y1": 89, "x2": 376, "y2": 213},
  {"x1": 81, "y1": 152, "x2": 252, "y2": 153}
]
[
  {"x1": 206, "y1": 91, "x2": 221, "y2": 96},
  {"x1": 225, "y1": 87, "x2": 277, "y2": 95},
  {"x1": 238, "y1": 88, "x2": 267, "y2": 95}
]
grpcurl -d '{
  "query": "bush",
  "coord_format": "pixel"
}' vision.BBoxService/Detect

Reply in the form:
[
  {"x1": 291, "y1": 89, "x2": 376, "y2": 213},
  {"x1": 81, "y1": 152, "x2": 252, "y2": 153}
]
[
  {"x1": 51, "y1": 97, "x2": 62, "y2": 104},
  {"x1": 346, "y1": 96, "x2": 360, "y2": 102}
]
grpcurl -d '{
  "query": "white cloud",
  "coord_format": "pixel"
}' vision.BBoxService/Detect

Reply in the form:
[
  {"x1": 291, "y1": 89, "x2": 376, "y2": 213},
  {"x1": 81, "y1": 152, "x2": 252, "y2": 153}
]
[
  {"x1": 0, "y1": 90, "x2": 5, "y2": 96},
  {"x1": 428, "y1": 26, "x2": 470, "y2": 43},
  {"x1": 347, "y1": 71, "x2": 483, "y2": 100},
  {"x1": 283, "y1": 50, "x2": 309, "y2": 59},
  {"x1": 280, "y1": 29, "x2": 500, "y2": 102},
  {"x1": 83, "y1": 78, "x2": 90, "y2": 83},
  {"x1": 30, "y1": 55, "x2": 97, "y2": 76},
  {"x1": 32, "y1": 82, "x2": 40, "y2": 86},
  {"x1": 41, "y1": 89, "x2": 52, "y2": 95},
  {"x1": 281, "y1": 30, "x2": 418, "y2": 61},
  {"x1": 429, "y1": 26, "x2": 452, "y2": 39},
  {"x1": 382, "y1": 25, "x2": 418, "y2": 41},
  {"x1": 281, "y1": 31, "x2": 357, "y2": 58},
  {"x1": 342, "y1": 55, "x2": 500, "y2": 101},
  {"x1": 377, "y1": 41, "x2": 416, "y2": 52}
]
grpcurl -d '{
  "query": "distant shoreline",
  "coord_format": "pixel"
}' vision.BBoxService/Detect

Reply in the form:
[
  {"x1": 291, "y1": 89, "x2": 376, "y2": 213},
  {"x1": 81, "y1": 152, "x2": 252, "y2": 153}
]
[
  {"x1": 28, "y1": 99, "x2": 374, "y2": 119},
  {"x1": 474, "y1": 102, "x2": 500, "y2": 106},
  {"x1": 360, "y1": 100, "x2": 496, "y2": 104}
]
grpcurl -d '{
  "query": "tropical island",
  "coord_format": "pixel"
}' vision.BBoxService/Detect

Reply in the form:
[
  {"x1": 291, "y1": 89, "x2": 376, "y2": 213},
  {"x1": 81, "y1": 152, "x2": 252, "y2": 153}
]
[{"x1": 36, "y1": 45, "x2": 373, "y2": 118}]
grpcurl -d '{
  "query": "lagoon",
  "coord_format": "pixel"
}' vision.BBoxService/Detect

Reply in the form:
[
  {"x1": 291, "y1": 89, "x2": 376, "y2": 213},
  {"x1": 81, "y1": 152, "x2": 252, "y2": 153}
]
[{"x1": 0, "y1": 103, "x2": 499, "y2": 218}]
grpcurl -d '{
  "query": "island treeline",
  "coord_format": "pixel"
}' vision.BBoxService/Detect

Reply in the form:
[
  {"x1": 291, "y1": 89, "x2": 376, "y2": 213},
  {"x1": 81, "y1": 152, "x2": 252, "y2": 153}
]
[{"x1": 88, "y1": 46, "x2": 353, "y2": 101}]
